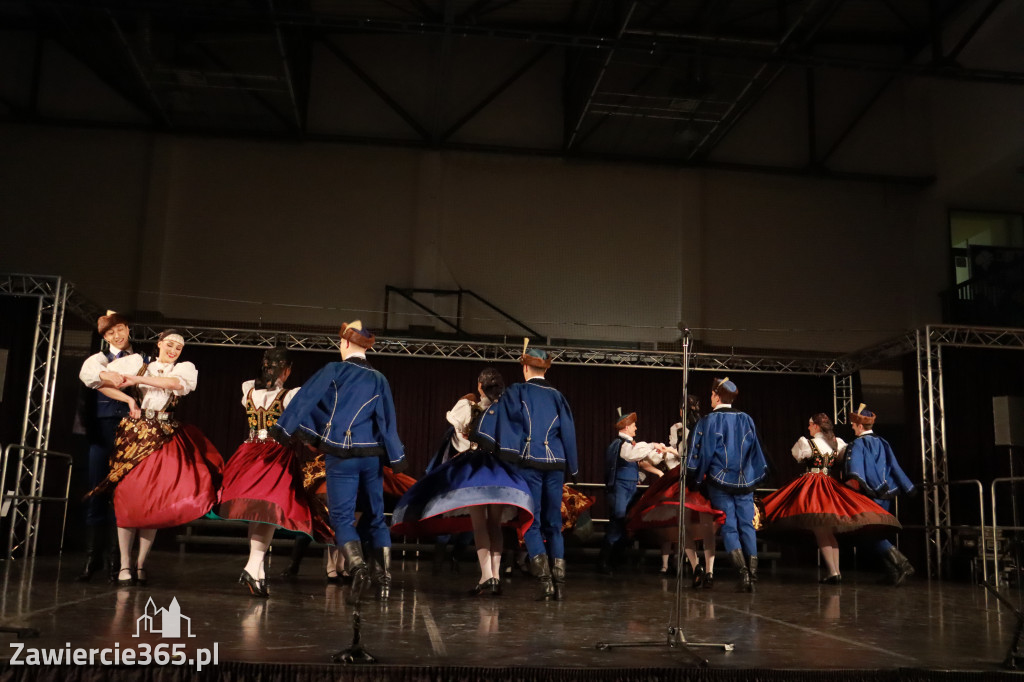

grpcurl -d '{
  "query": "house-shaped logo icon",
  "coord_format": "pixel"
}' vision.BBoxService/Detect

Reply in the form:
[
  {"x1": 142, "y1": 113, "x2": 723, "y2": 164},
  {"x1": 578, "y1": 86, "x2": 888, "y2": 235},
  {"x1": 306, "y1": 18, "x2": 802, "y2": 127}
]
[{"x1": 133, "y1": 597, "x2": 196, "y2": 638}]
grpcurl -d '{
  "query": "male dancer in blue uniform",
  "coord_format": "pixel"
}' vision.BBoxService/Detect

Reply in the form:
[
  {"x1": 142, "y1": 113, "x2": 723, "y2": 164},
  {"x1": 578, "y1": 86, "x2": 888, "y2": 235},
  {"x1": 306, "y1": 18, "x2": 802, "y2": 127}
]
[
  {"x1": 271, "y1": 320, "x2": 406, "y2": 602},
  {"x1": 844, "y1": 404, "x2": 916, "y2": 586},
  {"x1": 598, "y1": 409, "x2": 665, "y2": 574},
  {"x1": 477, "y1": 340, "x2": 578, "y2": 600},
  {"x1": 76, "y1": 311, "x2": 143, "y2": 582},
  {"x1": 687, "y1": 377, "x2": 768, "y2": 592}
]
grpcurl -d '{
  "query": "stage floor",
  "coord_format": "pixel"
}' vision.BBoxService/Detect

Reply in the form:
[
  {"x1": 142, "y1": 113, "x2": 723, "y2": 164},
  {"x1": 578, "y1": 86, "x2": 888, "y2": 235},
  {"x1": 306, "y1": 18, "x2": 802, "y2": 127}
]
[{"x1": 0, "y1": 550, "x2": 1020, "y2": 672}]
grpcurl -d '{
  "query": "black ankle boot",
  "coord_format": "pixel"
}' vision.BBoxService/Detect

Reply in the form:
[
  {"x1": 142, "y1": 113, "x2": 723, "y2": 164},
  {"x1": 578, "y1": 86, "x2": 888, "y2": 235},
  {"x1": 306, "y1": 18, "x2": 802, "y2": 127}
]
[
  {"x1": 730, "y1": 548, "x2": 753, "y2": 593},
  {"x1": 530, "y1": 554, "x2": 554, "y2": 600},
  {"x1": 884, "y1": 546, "x2": 915, "y2": 586},
  {"x1": 596, "y1": 544, "x2": 613, "y2": 575},
  {"x1": 76, "y1": 526, "x2": 103, "y2": 582},
  {"x1": 340, "y1": 541, "x2": 370, "y2": 605},
  {"x1": 373, "y1": 547, "x2": 392, "y2": 601},
  {"x1": 552, "y1": 559, "x2": 566, "y2": 601},
  {"x1": 748, "y1": 555, "x2": 759, "y2": 584},
  {"x1": 282, "y1": 535, "x2": 312, "y2": 578}
]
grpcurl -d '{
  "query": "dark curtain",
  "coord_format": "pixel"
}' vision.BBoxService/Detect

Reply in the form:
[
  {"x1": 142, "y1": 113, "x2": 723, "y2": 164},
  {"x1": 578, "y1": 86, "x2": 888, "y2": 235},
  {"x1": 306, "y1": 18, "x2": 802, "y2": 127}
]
[{"x1": 169, "y1": 347, "x2": 836, "y2": 490}]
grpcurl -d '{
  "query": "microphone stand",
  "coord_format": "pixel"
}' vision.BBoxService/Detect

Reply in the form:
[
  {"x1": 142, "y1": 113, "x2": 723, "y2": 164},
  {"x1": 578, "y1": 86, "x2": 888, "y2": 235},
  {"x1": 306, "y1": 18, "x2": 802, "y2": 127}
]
[{"x1": 595, "y1": 328, "x2": 733, "y2": 664}]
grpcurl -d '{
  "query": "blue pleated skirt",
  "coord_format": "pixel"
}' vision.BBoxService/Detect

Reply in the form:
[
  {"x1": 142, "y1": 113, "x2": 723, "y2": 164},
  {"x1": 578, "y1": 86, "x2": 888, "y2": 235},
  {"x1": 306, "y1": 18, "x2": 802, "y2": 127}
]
[{"x1": 391, "y1": 448, "x2": 534, "y2": 538}]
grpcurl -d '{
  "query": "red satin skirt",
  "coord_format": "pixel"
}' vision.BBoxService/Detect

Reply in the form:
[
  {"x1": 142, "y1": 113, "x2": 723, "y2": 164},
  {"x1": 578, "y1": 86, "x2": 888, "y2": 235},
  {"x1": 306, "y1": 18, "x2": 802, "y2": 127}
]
[
  {"x1": 626, "y1": 466, "x2": 726, "y2": 532},
  {"x1": 762, "y1": 472, "x2": 901, "y2": 533},
  {"x1": 216, "y1": 440, "x2": 328, "y2": 539},
  {"x1": 384, "y1": 468, "x2": 417, "y2": 505},
  {"x1": 114, "y1": 423, "x2": 223, "y2": 529}
]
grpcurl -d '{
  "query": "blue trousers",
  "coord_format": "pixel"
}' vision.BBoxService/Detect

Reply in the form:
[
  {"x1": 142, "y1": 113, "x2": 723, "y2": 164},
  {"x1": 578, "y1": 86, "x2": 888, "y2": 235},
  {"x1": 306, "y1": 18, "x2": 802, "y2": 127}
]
[
  {"x1": 84, "y1": 416, "x2": 119, "y2": 526},
  {"x1": 519, "y1": 467, "x2": 565, "y2": 560},
  {"x1": 604, "y1": 476, "x2": 639, "y2": 548},
  {"x1": 325, "y1": 455, "x2": 390, "y2": 548},
  {"x1": 708, "y1": 487, "x2": 757, "y2": 556}
]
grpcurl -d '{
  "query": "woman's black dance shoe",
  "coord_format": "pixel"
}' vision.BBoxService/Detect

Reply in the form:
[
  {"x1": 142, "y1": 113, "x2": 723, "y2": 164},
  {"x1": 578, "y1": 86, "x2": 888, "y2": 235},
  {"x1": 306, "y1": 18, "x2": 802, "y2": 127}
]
[
  {"x1": 691, "y1": 564, "x2": 706, "y2": 589},
  {"x1": 135, "y1": 568, "x2": 148, "y2": 587},
  {"x1": 819, "y1": 573, "x2": 842, "y2": 585},
  {"x1": 486, "y1": 577, "x2": 502, "y2": 596},
  {"x1": 116, "y1": 568, "x2": 135, "y2": 587},
  {"x1": 239, "y1": 570, "x2": 269, "y2": 598}
]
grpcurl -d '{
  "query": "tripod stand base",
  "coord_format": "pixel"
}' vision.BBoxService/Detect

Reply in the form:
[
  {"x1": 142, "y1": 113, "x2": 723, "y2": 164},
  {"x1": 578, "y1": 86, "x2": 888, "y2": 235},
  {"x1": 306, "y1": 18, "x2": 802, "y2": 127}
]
[
  {"x1": 331, "y1": 645, "x2": 378, "y2": 664},
  {"x1": 595, "y1": 626, "x2": 733, "y2": 666},
  {"x1": 330, "y1": 603, "x2": 378, "y2": 664}
]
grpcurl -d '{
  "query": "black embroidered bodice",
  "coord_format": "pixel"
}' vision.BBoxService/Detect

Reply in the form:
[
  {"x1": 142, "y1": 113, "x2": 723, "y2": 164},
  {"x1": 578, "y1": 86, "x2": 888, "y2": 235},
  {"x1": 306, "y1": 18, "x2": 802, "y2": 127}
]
[
  {"x1": 246, "y1": 387, "x2": 288, "y2": 442},
  {"x1": 805, "y1": 438, "x2": 840, "y2": 471}
]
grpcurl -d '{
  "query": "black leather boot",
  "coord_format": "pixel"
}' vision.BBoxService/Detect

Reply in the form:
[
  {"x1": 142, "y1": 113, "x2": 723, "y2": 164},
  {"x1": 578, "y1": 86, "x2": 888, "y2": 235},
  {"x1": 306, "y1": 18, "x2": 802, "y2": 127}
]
[
  {"x1": 748, "y1": 555, "x2": 759, "y2": 584},
  {"x1": 340, "y1": 541, "x2": 370, "y2": 605},
  {"x1": 373, "y1": 547, "x2": 392, "y2": 601},
  {"x1": 432, "y1": 541, "x2": 446, "y2": 575},
  {"x1": 282, "y1": 534, "x2": 312, "y2": 578},
  {"x1": 530, "y1": 554, "x2": 555, "y2": 600},
  {"x1": 551, "y1": 558, "x2": 566, "y2": 601},
  {"x1": 885, "y1": 546, "x2": 915, "y2": 586},
  {"x1": 76, "y1": 526, "x2": 103, "y2": 582},
  {"x1": 106, "y1": 523, "x2": 119, "y2": 583},
  {"x1": 730, "y1": 548, "x2": 752, "y2": 593},
  {"x1": 596, "y1": 544, "x2": 613, "y2": 575}
]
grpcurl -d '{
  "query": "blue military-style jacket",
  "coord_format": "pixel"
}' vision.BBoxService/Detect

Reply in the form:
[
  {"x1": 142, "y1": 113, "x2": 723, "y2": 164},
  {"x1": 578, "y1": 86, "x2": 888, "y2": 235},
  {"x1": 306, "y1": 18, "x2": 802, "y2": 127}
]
[
  {"x1": 476, "y1": 378, "x2": 578, "y2": 476},
  {"x1": 270, "y1": 357, "x2": 407, "y2": 472},
  {"x1": 843, "y1": 432, "x2": 915, "y2": 500},
  {"x1": 604, "y1": 437, "x2": 639, "y2": 491},
  {"x1": 687, "y1": 407, "x2": 768, "y2": 493}
]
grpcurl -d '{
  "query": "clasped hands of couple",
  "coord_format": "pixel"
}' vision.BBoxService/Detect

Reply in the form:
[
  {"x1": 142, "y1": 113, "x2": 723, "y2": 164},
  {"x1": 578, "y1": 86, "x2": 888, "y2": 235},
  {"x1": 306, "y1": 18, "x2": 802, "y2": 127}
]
[{"x1": 99, "y1": 370, "x2": 143, "y2": 419}]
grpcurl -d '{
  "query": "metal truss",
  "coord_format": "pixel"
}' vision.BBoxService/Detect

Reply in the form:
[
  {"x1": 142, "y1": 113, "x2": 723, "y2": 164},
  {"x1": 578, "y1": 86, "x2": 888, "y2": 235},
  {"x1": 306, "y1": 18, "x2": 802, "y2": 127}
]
[
  {"x1": 0, "y1": 274, "x2": 69, "y2": 558},
  {"x1": 911, "y1": 324, "x2": 1024, "y2": 579},
  {"x1": 833, "y1": 330, "x2": 917, "y2": 375},
  {"x1": 832, "y1": 374, "x2": 855, "y2": 426},
  {"x1": 129, "y1": 323, "x2": 843, "y2": 375}
]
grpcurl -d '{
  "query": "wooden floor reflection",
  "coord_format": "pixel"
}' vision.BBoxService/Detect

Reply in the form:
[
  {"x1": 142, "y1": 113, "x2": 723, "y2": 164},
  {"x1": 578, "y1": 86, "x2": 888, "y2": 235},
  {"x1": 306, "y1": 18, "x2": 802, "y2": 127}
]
[{"x1": 0, "y1": 551, "x2": 1020, "y2": 671}]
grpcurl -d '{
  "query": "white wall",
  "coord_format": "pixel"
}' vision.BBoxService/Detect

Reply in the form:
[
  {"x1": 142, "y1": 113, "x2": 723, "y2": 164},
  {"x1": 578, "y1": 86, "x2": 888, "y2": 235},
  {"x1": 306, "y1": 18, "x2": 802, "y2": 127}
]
[{"x1": 0, "y1": 121, "x2": 931, "y2": 352}]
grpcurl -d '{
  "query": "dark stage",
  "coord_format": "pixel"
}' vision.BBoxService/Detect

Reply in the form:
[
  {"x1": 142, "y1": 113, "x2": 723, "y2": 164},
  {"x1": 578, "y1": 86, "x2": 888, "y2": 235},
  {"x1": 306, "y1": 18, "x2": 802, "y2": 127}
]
[{"x1": 1, "y1": 550, "x2": 1022, "y2": 681}]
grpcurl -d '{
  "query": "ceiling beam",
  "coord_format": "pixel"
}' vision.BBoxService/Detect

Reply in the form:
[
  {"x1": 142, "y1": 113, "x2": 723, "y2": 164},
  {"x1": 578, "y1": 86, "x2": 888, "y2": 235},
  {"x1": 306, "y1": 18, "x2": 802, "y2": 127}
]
[
  {"x1": 2, "y1": 114, "x2": 936, "y2": 187},
  {"x1": 320, "y1": 36, "x2": 432, "y2": 141},
  {"x1": 947, "y1": 0, "x2": 1004, "y2": 62},
  {"x1": 565, "y1": 1, "x2": 638, "y2": 150},
  {"x1": 268, "y1": 0, "x2": 303, "y2": 131},
  {"x1": 440, "y1": 44, "x2": 550, "y2": 141},
  {"x1": 20, "y1": 2, "x2": 1024, "y2": 85}
]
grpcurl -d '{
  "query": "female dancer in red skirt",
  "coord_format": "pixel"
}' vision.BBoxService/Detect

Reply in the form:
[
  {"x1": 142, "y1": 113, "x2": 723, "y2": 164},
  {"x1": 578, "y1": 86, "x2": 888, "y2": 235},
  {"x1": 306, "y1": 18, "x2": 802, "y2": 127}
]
[
  {"x1": 627, "y1": 397, "x2": 724, "y2": 587},
  {"x1": 89, "y1": 329, "x2": 223, "y2": 586},
  {"x1": 762, "y1": 413, "x2": 900, "y2": 584},
  {"x1": 216, "y1": 349, "x2": 333, "y2": 598}
]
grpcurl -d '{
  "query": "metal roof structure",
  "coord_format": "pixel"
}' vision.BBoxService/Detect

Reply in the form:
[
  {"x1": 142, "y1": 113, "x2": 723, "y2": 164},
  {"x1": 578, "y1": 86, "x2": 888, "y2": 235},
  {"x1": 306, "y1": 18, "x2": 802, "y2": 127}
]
[{"x1": 2, "y1": 0, "x2": 1019, "y2": 183}]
